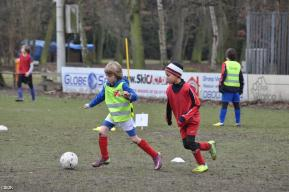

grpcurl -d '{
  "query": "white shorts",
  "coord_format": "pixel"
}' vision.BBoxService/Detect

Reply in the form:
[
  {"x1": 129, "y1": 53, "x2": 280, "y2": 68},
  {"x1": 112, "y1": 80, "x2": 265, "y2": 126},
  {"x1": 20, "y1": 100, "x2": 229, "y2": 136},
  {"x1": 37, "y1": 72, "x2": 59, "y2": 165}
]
[{"x1": 103, "y1": 114, "x2": 135, "y2": 133}]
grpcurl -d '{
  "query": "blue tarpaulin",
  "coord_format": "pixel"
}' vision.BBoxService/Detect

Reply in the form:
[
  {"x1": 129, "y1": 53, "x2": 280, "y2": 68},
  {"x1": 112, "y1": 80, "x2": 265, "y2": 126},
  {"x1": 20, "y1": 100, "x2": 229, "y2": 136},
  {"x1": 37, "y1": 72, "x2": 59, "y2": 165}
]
[{"x1": 21, "y1": 40, "x2": 94, "y2": 60}]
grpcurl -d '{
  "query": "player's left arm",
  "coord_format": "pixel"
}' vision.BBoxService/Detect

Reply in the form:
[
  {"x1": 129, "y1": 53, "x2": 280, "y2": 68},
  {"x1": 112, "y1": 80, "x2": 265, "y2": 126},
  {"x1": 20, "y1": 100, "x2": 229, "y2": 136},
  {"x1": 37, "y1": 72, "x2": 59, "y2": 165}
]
[
  {"x1": 178, "y1": 88, "x2": 200, "y2": 123},
  {"x1": 122, "y1": 83, "x2": 138, "y2": 102},
  {"x1": 25, "y1": 56, "x2": 34, "y2": 77},
  {"x1": 239, "y1": 71, "x2": 244, "y2": 95}
]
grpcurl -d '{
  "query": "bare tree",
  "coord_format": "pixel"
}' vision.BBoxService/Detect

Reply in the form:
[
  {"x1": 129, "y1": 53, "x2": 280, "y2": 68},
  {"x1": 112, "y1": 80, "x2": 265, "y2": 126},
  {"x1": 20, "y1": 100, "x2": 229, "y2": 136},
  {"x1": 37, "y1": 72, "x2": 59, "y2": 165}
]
[
  {"x1": 130, "y1": 0, "x2": 145, "y2": 68},
  {"x1": 209, "y1": 5, "x2": 219, "y2": 70},
  {"x1": 78, "y1": 0, "x2": 90, "y2": 65},
  {"x1": 157, "y1": 0, "x2": 167, "y2": 67},
  {"x1": 40, "y1": 7, "x2": 56, "y2": 65}
]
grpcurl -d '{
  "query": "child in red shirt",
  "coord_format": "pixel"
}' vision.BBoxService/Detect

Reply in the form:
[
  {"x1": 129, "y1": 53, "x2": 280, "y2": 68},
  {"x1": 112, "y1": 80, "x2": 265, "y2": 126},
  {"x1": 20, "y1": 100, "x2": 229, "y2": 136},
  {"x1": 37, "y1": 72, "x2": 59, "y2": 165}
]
[
  {"x1": 16, "y1": 45, "x2": 35, "y2": 101},
  {"x1": 165, "y1": 62, "x2": 217, "y2": 173}
]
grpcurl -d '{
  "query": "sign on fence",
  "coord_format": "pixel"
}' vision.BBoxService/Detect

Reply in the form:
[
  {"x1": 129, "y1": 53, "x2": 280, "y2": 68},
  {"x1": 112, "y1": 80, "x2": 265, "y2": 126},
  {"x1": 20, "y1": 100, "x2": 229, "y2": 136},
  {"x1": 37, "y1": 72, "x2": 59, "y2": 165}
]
[{"x1": 62, "y1": 67, "x2": 249, "y2": 101}]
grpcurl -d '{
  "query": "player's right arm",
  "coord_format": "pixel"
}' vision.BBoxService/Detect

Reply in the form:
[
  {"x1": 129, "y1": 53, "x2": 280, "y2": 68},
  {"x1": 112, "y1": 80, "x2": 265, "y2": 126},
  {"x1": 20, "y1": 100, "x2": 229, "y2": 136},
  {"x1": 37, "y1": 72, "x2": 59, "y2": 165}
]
[
  {"x1": 83, "y1": 86, "x2": 105, "y2": 108},
  {"x1": 219, "y1": 62, "x2": 227, "y2": 93},
  {"x1": 166, "y1": 98, "x2": 172, "y2": 126}
]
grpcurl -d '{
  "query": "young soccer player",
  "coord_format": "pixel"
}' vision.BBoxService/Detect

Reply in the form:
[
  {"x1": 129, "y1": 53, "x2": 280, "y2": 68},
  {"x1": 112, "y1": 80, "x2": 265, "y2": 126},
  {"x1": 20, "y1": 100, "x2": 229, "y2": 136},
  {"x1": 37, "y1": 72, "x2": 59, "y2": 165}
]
[
  {"x1": 15, "y1": 45, "x2": 35, "y2": 102},
  {"x1": 213, "y1": 48, "x2": 244, "y2": 127},
  {"x1": 165, "y1": 62, "x2": 217, "y2": 173},
  {"x1": 84, "y1": 61, "x2": 162, "y2": 170}
]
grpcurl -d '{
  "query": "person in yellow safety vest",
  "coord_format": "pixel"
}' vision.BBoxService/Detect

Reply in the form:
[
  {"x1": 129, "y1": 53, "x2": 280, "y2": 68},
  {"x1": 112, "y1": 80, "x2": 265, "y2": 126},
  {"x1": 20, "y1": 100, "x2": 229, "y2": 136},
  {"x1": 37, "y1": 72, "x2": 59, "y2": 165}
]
[
  {"x1": 84, "y1": 61, "x2": 162, "y2": 170},
  {"x1": 213, "y1": 48, "x2": 244, "y2": 127}
]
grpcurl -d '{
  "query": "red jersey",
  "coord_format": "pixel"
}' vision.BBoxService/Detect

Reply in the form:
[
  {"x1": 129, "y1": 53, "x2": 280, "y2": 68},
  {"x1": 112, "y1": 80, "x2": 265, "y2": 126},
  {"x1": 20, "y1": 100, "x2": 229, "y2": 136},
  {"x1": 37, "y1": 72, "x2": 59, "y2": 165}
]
[
  {"x1": 166, "y1": 81, "x2": 201, "y2": 129},
  {"x1": 19, "y1": 53, "x2": 31, "y2": 74}
]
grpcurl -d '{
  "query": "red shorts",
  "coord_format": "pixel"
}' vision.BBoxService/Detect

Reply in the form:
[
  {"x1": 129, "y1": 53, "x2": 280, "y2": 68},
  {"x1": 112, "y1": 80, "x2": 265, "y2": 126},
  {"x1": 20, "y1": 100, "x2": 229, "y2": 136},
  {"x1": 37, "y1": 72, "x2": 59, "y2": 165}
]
[{"x1": 179, "y1": 116, "x2": 200, "y2": 139}]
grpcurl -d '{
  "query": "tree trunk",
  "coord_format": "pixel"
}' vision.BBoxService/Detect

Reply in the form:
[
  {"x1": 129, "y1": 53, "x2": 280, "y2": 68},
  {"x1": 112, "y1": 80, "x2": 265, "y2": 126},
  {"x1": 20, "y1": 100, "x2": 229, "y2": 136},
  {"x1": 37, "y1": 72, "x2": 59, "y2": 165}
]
[
  {"x1": 172, "y1": 9, "x2": 185, "y2": 62},
  {"x1": 40, "y1": 7, "x2": 56, "y2": 65},
  {"x1": 191, "y1": 7, "x2": 208, "y2": 63},
  {"x1": 0, "y1": 62, "x2": 5, "y2": 88},
  {"x1": 114, "y1": 36, "x2": 123, "y2": 65},
  {"x1": 130, "y1": 0, "x2": 145, "y2": 69},
  {"x1": 79, "y1": 1, "x2": 90, "y2": 65},
  {"x1": 95, "y1": 24, "x2": 105, "y2": 65},
  {"x1": 216, "y1": 3, "x2": 228, "y2": 64},
  {"x1": 157, "y1": 0, "x2": 167, "y2": 67},
  {"x1": 209, "y1": 6, "x2": 219, "y2": 70}
]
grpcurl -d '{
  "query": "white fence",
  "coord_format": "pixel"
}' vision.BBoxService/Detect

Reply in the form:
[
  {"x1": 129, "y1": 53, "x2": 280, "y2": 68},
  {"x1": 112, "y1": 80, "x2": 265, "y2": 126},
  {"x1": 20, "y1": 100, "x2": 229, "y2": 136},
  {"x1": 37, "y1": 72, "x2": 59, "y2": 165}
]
[{"x1": 62, "y1": 67, "x2": 289, "y2": 102}]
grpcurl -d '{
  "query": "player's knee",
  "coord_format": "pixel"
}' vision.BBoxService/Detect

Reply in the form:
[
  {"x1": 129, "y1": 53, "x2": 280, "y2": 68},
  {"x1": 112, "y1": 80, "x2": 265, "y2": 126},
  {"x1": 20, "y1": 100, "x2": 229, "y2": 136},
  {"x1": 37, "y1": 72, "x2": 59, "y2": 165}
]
[
  {"x1": 131, "y1": 138, "x2": 138, "y2": 144},
  {"x1": 98, "y1": 132, "x2": 107, "y2": 137},
  {"x1": 98, "y1": 128, "x2": 108, "y2": 136},
  {"x1": 182, "y1": 142, "x2": 191, "y2": 150},
  {"x1": 222, "y1": 102, "x2": 229, "y2": 109},
  {"x1": 183, "y1": 139, "x2": 199, "y2": 151},
  {"x1": 130, "y1": 135, "x2": 141, "y2": 144},
  {"x1": 233, "y1": 102, "x2": 240, "y2": 109},
  {"x1": 187, "y1": 141, "x2": 199, "y2": 151}
]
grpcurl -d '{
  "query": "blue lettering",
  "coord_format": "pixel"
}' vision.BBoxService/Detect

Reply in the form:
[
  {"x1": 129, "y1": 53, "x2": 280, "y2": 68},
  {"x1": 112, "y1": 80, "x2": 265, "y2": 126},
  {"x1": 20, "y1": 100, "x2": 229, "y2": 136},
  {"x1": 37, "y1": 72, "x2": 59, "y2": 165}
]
[
  {"x1": 98, "y1": 75, "x2": 105, "y2": 85},
  {"x1": 64, "y1": 74, "x2": 87, "y2": 86},
  {"x1": 202, "y1": 90, "x2": 221, "y2": 99},
  {"x1": 203, "y1": 76, "x2": 214, "y2": 82}
]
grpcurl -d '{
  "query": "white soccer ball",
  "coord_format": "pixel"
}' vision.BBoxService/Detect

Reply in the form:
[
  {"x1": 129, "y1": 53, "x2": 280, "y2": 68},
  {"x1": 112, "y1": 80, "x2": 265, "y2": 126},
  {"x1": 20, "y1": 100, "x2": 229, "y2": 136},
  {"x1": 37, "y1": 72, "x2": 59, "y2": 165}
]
[{"x1": 60, "y1": 152, "x2": 78, "y2": 169}]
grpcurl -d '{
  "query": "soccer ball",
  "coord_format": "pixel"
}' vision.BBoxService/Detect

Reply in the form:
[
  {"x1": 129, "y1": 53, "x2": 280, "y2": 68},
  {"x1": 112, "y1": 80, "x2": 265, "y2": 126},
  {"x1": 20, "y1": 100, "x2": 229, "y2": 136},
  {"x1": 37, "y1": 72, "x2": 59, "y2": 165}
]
[{"x1": 59, "y1": 152, "x2": 78, "y2": 169}]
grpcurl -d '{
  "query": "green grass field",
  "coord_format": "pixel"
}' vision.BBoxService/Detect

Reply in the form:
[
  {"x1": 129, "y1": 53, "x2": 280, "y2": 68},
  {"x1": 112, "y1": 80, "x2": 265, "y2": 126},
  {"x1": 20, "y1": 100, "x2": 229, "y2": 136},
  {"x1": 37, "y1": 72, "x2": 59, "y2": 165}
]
[{"x1": 0, "y1": 90, "x2": 289, "y2": 192}]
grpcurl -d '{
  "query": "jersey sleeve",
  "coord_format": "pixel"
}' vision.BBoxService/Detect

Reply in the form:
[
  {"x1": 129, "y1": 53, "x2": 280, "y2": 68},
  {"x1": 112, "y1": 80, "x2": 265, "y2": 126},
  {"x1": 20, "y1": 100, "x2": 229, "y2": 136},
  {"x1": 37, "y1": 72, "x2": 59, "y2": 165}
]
[
  {"x1": 181, "y1": 87, "x2": 200, "y2": 121},
  {"x1": 166, "y1": 99, "x2": 172, "y2": 125},
  {"x1": 239, "y1": 71, "x2": 244, "y2": 93},
  {"x1": 122, "y1": 82, "x2": 138, "y2": 102},
  {"x1": 219, "y1": 62, "x2": 227, "y2": 86},
  {"x1": 89, "y1": 86, "x2": 105, "y2": 107}
]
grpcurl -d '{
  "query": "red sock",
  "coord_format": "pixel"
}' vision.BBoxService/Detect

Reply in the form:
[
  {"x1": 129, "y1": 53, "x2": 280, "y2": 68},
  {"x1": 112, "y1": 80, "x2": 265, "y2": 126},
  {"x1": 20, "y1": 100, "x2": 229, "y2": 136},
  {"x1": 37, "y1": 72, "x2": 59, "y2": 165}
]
[
  {"x1": 199, "y1": 142, "x2": 211, "y2": 151},
  {"x1": 137, "y1": 139, "x2": 158, "y2": 158},
  {"x1": 99, "y1": 135, "x2": 109, "y2": 160},
  {"x1": 193, "y1": 149, "x2": 205, "y2": 165}
]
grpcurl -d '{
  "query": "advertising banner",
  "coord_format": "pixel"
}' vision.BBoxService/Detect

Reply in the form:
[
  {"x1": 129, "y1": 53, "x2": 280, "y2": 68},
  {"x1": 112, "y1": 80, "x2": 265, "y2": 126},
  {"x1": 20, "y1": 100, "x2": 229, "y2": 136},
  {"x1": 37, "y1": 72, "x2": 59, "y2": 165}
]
[{"x1": 62, "y1": 67, "x2": 248, "y2": 101}]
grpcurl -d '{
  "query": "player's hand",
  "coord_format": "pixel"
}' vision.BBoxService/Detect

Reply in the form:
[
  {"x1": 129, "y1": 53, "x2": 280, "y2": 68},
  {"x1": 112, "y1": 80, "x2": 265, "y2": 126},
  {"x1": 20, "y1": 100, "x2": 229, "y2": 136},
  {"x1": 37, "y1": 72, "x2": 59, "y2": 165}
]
[
  {"x1": 25, "y1": 72, "x2": 29, "y2": 77},
  {"x1": 167, "y1": 120, "x2": 172, "y2": 126},
  {"x1": 83, "y1": 103, "x2": 90, "y2": 109},
  {"x1": 166, "y1": 117, "x2": 172, "y2": 126},
  {"x1": 123, "y1": 91, "x2": 131, "y2": 99},
  {"x1": 218, "y1": 85, "x2": 224, "y2": 93},
  {"x1": 177, "y1": 115, "x2": 186, "y2": 127}
]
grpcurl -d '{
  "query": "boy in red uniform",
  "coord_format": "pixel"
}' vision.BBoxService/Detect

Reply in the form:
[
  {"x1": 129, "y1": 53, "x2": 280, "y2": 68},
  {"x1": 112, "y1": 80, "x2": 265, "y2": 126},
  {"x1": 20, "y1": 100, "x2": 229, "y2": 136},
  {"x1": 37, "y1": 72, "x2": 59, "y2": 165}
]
[
  {"x1": 16, "y1": 45, "x2": 35, "y2": 101},
  {"x1": 165, "y1": 62, "x2": 217, "y2": 173}
]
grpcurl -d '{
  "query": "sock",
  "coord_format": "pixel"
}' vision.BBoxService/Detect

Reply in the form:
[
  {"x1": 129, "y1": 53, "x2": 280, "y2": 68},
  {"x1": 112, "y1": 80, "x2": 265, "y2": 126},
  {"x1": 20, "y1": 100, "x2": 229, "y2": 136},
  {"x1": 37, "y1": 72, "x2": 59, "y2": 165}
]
[
  {"x1": 137, "y1": 139, "x2": 158, "y2": 158},
  {"x1": 99, "y1": 135, "x2": 109, "y2": 160},
  {"x1": 220, "y1": 108, "x2": 227, "y2": 123},
  {"x1": 30, "y1": 88, "x2": 35, "y2": 101},
  {"x1": 198, "y1": 142, "x2": 211, "y2": 151},
  {"x1": 17, "y1": 88, "x2": 23, "y2": 99},
  {"x1": 235, "y1": 109, "x2": 240, "y2": 124},
  {"x1": 193, "y1": 149, "x2": 205, "y2": 165}
]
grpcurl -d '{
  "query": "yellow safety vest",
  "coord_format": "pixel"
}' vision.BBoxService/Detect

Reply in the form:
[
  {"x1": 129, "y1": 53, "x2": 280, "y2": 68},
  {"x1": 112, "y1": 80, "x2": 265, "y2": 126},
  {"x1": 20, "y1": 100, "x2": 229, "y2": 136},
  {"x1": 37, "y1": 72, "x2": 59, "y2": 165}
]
[
  {"x1": 105, "y1": 82, "x2": 132, "y2": 122},
  {"x1": 224, "y1": 61, "x2": 241, "y2": 87}
]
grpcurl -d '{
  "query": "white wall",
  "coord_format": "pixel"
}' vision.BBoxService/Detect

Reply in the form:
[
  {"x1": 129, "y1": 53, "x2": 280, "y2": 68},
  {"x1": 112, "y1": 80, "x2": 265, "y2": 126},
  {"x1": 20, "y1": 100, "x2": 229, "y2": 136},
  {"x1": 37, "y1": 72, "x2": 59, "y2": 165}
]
[{"x1": 247, "y1": 75, "x2": 289, "y2": 102}]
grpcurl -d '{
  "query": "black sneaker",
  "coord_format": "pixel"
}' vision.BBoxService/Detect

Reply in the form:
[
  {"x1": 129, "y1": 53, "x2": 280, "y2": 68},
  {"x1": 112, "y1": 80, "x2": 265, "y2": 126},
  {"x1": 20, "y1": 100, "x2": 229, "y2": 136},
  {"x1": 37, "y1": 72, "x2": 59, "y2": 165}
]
[{"x1": 15, "y1": 98, "x2": 24, "y2": 102}]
